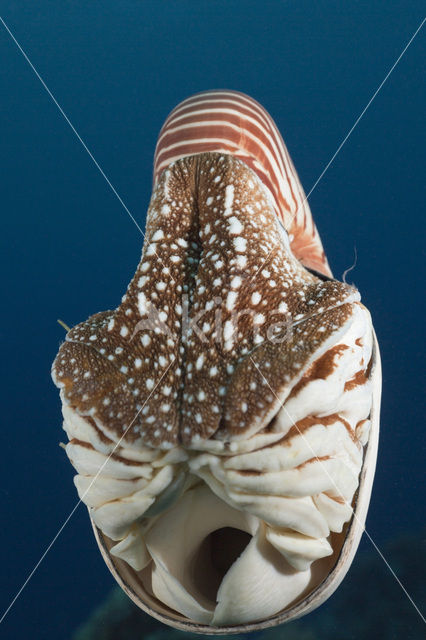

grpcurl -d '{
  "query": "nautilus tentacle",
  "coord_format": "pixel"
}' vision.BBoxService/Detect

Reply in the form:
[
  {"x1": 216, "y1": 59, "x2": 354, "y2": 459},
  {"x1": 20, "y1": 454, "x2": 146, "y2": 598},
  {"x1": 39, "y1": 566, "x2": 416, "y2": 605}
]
[
  {"x1": 52, "y1": 91, "x2": 381, "y2": 633},
  {"x1": 154, "y1": 90, "x2": 331, "y2": 276}
]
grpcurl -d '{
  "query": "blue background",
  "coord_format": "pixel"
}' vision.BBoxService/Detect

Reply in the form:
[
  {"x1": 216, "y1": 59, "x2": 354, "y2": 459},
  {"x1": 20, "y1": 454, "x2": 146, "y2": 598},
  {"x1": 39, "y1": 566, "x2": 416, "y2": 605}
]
[{"x1": 0, "y1": 1, "x2": 424, "y2": 638}]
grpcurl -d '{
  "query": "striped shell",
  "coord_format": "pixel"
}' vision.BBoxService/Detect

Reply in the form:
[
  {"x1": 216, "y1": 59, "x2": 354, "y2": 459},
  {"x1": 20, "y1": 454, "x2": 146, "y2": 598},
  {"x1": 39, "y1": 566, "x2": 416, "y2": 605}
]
[
  {"x1": 51, "y1": 90, "x2": 381, "y2": 632},
  {"x1": 154, "y1": 90, "x2": 331, "y2": 277}
]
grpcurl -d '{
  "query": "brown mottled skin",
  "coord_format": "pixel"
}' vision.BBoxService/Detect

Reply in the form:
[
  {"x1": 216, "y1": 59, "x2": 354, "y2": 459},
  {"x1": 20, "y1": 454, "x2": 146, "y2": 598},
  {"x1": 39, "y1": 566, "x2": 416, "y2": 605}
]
[{"x1": 52, "y1": 153, "x2": 360, "y2": 450}]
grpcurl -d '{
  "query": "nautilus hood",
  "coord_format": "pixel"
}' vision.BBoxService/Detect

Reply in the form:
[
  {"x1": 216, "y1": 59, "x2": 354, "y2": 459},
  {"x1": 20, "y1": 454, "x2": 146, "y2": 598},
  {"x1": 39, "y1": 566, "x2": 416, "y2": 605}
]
[{"x1": 53, "y1": 152, "x2": 359, "y2": 449}]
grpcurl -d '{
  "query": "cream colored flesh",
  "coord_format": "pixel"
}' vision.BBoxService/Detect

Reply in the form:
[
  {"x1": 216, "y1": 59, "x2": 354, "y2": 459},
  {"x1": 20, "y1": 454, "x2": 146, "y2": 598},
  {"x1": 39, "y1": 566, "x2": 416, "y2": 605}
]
[{"x1": 59, "y1": 318, "x2": 378, "y2": 628}]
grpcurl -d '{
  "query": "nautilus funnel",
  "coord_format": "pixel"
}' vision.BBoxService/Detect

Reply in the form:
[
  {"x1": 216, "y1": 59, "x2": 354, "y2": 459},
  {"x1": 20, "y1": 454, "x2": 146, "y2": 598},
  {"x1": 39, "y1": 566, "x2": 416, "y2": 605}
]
[{"x1": 51, "y1": 90, "x2": 381, "y2": 633}]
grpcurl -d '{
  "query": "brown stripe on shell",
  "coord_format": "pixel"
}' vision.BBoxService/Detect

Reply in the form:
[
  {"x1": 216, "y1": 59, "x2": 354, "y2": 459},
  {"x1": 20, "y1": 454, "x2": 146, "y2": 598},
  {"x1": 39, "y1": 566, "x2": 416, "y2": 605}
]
[
  {"x1": 68, "y1": 439, "x2": 150, "y2": 467},
  {"x1": 344, "y1": 369, "x2": 368, "y2": 392},
  {"x1": 278, "y1": 414, "x2": 355, "y2": 443},
  {"x1": 84, "y1": 415, "x2": 116, "y2": 447},
  {"x1": 293, "y1": 454, "x2": 331, "y2": 471},
  {"x1": 288, "y1": 344, "x2": 350, "y2": 399},
  {"x1": 231, "y1": 454, "x2": 332, "y2": 478}
]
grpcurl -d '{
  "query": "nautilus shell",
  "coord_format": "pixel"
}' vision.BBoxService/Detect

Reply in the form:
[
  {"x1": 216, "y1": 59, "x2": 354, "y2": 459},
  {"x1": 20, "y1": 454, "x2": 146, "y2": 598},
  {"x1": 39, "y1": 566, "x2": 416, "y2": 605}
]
[{"x1": 52, "y1": 90, "x2": 381, "y2": 632}]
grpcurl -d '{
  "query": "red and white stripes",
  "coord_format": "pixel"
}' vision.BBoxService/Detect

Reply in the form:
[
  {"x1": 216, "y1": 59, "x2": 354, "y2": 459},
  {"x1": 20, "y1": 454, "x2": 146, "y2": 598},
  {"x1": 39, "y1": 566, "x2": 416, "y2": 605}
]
[{"x1": 153, "y1": 90, "x2": 331, "y2": 276}]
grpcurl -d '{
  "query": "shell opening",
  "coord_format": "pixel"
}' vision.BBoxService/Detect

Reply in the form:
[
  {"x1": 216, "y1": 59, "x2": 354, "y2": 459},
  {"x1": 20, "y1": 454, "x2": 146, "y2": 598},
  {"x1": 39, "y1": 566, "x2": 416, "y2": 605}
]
[{"x1": 192, "y1": 527, "x2": 253, "y2": 603}]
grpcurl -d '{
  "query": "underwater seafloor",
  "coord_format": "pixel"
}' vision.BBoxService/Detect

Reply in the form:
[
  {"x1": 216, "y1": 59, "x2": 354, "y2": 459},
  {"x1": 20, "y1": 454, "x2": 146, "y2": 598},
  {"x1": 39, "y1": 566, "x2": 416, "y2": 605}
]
[{"x1": 73, "y1": 530, "x2": 426, "y2": 640}]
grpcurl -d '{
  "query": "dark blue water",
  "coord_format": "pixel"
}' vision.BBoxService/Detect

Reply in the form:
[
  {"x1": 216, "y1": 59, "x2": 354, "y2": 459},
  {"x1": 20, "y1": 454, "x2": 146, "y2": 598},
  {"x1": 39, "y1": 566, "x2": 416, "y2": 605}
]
[{"x1": 1, "y1": 2, "x2": 424, "y2": 639}]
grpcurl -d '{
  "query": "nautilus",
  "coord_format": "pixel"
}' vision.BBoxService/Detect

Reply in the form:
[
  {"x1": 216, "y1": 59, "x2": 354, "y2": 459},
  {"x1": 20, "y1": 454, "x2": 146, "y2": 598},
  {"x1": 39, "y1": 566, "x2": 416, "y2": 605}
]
[{"x1": 52, "y1": 90, "x2": 381, "y2": 632}]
